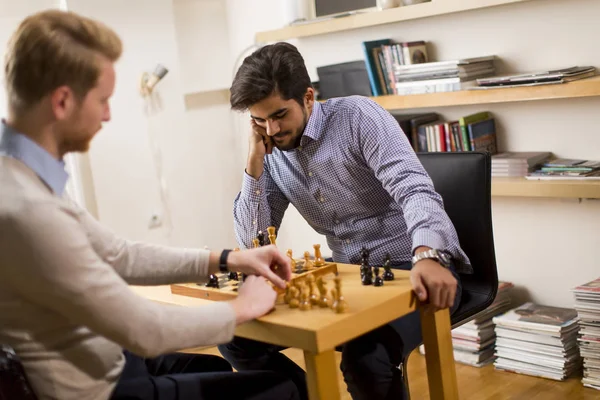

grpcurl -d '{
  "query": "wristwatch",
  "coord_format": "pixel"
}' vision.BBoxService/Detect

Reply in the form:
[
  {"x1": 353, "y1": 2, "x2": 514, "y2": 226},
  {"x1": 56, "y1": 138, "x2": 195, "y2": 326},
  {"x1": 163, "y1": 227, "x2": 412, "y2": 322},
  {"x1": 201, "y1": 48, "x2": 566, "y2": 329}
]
[
  {"x1": 411, "y1": 249, "x2": 452, "y2": 268},
  {"x1": 219, "y1": 249, "x2": 232, "y2": 273}
]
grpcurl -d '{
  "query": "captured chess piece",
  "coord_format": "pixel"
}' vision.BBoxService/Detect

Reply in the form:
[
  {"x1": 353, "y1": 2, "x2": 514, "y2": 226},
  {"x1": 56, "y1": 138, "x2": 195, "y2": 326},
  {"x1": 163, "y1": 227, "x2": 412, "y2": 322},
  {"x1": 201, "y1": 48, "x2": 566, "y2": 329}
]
[
  {"x1": 331, "y1": 275, "x2": 348, "y2": 313},
  {"x1": 383, "y1": 253, "x2": 395, "y2": 281},
  {"x1": 361, "y1": 265, "x2": 373, "y2": 285},
  {"x1": 316, "y1": 276, "x2": 329, "y2": 307},
  {"x1": 373, "y1": 266, "x2": 384, "y2": 286},
  {"x1": 299, "y1": 283, "x2": 312, "y2": 311},
  {"x1": 313, "y1": 244, "x2": 325, "y2": 267},
  {"x1": 288, "y1": 286, "x2": 300, "y2": 308},
  {"x1": 267, "y1": 226, "x2": 277, "y2": 246},
  {"x1": 303, "y1": 251, "x2": 314, "y2": 270},
  {"x1": 307, "y1": 274, "x2": 319, "y2": 305},
  {"x1": 205, "y1": 274, "x2": 219, "y2": 288},
  {"x1": 257, "y1": 231, "x2": 265, "y2": 246}
]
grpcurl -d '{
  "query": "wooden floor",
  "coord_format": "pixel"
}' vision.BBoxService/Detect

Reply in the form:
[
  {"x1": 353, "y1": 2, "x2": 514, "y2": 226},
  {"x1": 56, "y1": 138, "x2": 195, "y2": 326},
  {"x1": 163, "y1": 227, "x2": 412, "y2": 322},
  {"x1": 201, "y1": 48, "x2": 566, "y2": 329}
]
[{"x1": 192, "y1": 347, "x2": 599, "y2": 400}]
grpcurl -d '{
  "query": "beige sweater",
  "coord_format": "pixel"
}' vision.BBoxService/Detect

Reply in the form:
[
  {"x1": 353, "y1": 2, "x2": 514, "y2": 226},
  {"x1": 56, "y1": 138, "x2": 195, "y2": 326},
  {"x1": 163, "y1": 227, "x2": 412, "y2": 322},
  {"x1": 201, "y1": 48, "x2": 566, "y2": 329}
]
[{"x1": 0, "y1": 156, "x2": 236, "y2": 400}]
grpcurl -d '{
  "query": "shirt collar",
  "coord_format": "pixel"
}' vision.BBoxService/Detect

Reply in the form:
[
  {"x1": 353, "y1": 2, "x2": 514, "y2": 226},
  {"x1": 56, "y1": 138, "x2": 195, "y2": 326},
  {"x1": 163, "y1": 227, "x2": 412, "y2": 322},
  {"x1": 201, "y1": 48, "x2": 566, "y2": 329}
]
[
  {"x1": 300, "y1": 101, "x2": 325, "y2": 145},
  {"x1": 0, "y1": 121, "x2": 69, "y2": 196}
]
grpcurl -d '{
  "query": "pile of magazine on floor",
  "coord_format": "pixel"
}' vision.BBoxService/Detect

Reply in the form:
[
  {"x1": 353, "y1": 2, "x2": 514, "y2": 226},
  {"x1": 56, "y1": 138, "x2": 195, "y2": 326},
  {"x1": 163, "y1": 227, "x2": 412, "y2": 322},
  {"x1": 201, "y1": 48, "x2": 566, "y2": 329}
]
[
  {"x1": 572, "y1": 277, "x2": 600, "y2": 391},
  {"x1": 492, "y1": 302, "x2": 581, "y2": 380},
  {"x1": 419, "y1": 281, "x2": 514, "y2": 367}
]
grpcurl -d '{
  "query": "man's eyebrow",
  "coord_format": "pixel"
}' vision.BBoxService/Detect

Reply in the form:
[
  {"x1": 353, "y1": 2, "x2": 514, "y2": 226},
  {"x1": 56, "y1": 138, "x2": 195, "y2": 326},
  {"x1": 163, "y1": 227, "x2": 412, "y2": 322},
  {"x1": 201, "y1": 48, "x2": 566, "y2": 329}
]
[{"x1": 250, "y1": 108, "x2": 288, "y2": 120}]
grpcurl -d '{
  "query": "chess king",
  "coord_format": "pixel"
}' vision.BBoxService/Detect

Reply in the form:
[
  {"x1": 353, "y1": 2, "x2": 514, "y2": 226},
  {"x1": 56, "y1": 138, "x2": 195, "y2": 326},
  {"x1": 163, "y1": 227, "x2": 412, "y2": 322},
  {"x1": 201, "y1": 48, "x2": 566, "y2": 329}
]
[{"x1": 220, "y1": 42, "x2": 471, "y2": 400}]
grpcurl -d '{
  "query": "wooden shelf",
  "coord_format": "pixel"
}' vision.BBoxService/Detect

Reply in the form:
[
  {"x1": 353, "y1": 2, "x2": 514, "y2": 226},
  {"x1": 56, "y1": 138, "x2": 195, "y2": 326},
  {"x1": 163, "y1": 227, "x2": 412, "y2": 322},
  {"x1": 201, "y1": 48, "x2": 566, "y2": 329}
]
[
  {"x1": 256, "y1": 0, "x2": 537, "y2": 43},
  {"x1": 369, "y1": 76, "x2": 600, "y2": 110},
  {"x1": 492, "y1": 177, "x2": 600, "y2": 199}
]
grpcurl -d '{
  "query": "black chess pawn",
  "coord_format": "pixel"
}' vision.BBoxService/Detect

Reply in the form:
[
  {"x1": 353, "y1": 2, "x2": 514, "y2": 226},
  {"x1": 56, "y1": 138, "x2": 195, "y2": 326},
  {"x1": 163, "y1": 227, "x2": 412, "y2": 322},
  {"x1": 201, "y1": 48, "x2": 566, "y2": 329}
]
[
  {"x1": 373, "y1": 266, "x2": 384, "y2": 286},
  {"x1": 383, "y1": 253, "x2": 395, "y2": 281},
  {"x1": 228, "y1": 271, "x2": 239, "y2": 281},
  {"x1": 361, "y1": 266, "x2": 373, "y2": 285},
  {"x1": 257, "y1": 231, "x2": 265, "y2": 246},
  {"x1": 205, "y1": 274, "x2": 219, "y2": 288}
]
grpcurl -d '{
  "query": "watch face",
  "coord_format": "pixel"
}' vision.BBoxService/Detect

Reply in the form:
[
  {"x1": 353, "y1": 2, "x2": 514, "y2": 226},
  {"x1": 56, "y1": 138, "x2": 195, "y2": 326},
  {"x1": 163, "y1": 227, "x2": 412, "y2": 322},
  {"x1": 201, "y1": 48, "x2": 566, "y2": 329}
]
[{"x1": 438, "y1": 251, "x2": 451, "y2": 266}]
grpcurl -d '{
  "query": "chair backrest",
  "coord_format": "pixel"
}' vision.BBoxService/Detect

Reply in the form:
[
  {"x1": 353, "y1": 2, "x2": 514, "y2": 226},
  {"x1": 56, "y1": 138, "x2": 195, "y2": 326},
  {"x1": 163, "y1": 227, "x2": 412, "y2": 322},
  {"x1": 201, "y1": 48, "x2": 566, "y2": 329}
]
[
  {"x1": 416, "y1": 152, "x2": 499, "y2": 326},
  {"x1": 0, "y1": 345, "x2": 38, "y2": 400}
]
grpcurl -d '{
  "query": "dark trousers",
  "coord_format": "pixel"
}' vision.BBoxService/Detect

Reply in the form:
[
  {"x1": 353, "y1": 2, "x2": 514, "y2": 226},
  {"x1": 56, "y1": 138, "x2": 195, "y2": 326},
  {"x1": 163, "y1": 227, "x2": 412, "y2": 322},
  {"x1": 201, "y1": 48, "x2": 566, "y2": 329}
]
[
  {"x1": 218, "y1": 263, "x2": 462, "y2": 400},
  {"x1": 110, "y1": 350, "x2": 300, "y2": 400}
]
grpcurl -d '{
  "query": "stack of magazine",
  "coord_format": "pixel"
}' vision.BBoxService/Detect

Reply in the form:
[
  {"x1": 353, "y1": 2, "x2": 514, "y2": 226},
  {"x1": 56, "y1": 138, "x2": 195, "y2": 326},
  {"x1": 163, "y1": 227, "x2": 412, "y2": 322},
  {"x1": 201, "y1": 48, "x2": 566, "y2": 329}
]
[
  {"x1": 572, "y1": 277, "x2": 600, "y2": 391},
  {"x1": 419, "y1": 281, "x2": 513, "y2": 367},
  {"x1": 493, "y1": 302, "x2": 581, "y2": 380}
]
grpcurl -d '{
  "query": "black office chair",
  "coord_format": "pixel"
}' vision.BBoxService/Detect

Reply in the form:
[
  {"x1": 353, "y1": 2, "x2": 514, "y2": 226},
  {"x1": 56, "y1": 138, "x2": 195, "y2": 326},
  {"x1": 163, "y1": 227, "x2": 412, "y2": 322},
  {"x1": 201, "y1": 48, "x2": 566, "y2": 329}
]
[
  {"x1": 0, "y1": 345, "x2": 38, "y2": 400},
  {"x1": 402, "y1": 152, "x2": 499, "y2": 396}
]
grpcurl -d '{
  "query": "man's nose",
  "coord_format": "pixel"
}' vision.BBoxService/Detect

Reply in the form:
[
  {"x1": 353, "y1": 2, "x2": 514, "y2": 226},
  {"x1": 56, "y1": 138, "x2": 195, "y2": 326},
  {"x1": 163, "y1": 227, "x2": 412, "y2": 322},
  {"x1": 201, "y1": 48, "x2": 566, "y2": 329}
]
[{"x1": 266, "y1": 120, "x2": 280, "y2": 136}]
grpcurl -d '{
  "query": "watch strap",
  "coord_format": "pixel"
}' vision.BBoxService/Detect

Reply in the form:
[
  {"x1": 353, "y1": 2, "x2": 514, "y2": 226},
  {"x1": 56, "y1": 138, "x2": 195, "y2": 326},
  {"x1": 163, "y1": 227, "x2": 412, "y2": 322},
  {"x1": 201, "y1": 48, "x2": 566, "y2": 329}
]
[{"x1": 219, "y1": 249, "x2": 232, "y2": 273}]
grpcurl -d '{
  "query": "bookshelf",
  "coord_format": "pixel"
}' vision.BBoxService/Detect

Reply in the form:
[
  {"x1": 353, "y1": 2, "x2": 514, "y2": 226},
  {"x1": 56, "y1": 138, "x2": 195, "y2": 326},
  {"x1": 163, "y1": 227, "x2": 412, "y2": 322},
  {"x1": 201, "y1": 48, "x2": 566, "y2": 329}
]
[
  {"x1": 492, "y1": 178, "x2": 600, "y2": 199},
  {"x1": 370, "y1": 76, "x2": 600, "y2": 110},
  {"x1": 255, "y1": 0, "x2": 538, "y2": 43}
]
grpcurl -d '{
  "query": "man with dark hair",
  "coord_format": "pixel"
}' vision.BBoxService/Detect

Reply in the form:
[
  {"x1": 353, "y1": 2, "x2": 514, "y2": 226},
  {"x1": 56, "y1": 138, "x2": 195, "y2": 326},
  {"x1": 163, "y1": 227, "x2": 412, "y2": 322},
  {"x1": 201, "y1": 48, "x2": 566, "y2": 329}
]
[{"x1": 218, "y1": 42, "x2": 472, "y2": 400}]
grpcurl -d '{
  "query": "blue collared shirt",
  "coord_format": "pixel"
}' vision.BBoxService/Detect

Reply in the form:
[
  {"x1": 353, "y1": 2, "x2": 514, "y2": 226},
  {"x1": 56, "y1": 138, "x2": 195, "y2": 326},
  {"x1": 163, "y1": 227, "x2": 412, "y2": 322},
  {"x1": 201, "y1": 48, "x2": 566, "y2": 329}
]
[
  {"x1": 233, "y1": 96, "x2": 472, "y2": 273},
  {"x1": 0, "y1": 122, "x2": 69, "y2": 196}
]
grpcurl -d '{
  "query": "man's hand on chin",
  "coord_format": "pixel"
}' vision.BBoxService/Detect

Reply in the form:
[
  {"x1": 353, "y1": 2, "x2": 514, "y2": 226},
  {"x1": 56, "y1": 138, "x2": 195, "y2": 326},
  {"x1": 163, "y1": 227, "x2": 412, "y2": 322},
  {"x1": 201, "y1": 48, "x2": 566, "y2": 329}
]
[{"x1": 410, "y1": 247, "x2": 457, "y2": 311}]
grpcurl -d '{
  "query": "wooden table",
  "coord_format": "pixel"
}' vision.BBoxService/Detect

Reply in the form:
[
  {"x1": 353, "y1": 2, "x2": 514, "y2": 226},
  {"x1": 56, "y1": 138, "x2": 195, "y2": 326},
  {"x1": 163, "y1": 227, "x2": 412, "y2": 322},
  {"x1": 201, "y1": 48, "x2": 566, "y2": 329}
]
[{"x1": 131, "y1": 263, "x2": 459, "y2": 400}]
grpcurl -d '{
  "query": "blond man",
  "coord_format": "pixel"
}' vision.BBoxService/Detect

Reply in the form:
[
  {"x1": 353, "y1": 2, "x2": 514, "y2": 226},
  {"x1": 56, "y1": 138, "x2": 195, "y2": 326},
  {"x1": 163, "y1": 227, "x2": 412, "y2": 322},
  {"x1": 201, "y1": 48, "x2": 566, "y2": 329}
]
[{"x1": 0, "y1": 10, "x2": 300, "y2": 400}]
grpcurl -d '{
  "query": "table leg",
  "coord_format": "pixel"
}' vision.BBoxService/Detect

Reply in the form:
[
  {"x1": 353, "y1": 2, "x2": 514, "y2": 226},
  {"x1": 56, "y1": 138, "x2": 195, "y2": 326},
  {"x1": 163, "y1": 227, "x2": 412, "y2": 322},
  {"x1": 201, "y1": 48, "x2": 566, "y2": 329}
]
[
  {"x1": 303, "y1": 349, "x2": 341, "y2": 400},
  {"x1": 420, "y1": 307, "x2": 459, "y2": 400}
]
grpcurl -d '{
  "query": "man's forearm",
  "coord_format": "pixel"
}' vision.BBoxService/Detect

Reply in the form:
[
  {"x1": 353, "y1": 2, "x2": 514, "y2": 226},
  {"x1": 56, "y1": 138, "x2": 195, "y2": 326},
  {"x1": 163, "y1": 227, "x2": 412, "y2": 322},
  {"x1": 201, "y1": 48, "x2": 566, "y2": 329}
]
[{"x1": 246, "y1": 154, "x2": 264, "y2": 180}]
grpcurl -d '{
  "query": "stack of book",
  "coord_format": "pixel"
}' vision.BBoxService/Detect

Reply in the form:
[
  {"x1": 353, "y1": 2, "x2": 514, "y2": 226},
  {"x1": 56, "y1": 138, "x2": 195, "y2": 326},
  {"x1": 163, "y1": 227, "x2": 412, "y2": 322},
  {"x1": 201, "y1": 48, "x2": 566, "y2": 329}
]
[
  {"x1": 493, "y1": 302, "x2": 581, "y2": 380},
  {"x1": 526, "y1": 158, "x2": 600, "y2": 180},
  {"x1": 392, "y1": 56, "x2": 496, "y2": 95},
  {"x1": 419, "y1": 281, "x2": 514, "y2": 367},
  {"x1": 491, "y1": 152, "x2": 552, "y2": 177},
  {"x1": 572, "y1": 277, "x2": 600, "y2": 391}
]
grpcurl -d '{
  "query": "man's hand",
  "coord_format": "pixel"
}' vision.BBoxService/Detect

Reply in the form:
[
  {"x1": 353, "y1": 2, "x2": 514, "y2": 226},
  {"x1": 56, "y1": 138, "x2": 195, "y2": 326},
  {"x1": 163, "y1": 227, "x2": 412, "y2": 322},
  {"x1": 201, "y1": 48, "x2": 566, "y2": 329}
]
[
  {"x1": 226, "y1": 245, "x2": 292, "y2": 290},
  {"x1": 230, "y1": 275, "x2": 277, "y2": 324},
  {"x1": 246, "y1": 119, "x2": 272, "y2": 179},
  {"x1": 410, "y1": 258, "x2": 457, "y2": 311}
]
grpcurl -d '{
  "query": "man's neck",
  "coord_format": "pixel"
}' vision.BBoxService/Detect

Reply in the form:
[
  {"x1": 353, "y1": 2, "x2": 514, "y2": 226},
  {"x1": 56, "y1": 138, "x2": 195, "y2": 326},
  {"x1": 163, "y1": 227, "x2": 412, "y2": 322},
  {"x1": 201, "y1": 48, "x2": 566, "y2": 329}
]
[{"x1": 5, "y1": 113, "x2": 61, "y2": 160}]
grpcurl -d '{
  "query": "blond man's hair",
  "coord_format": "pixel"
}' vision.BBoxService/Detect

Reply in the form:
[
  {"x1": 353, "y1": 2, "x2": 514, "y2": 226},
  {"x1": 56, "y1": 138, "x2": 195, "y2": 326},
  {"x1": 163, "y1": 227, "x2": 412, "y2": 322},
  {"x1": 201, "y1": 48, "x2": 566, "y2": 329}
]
[{"x1": 4, "y1": 9, "x2": 123, "y2": 114}]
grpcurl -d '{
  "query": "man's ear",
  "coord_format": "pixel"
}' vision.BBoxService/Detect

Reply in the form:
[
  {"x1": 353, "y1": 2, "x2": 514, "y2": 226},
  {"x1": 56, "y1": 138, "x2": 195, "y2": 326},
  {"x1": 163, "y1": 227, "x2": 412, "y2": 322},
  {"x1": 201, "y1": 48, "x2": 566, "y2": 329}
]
[
  {"x1": 305, "y1": 87, "x2": 315, "y2": 111},
  {"x1": 50, "y1": 86, "x2": 76, "y2": 121}
]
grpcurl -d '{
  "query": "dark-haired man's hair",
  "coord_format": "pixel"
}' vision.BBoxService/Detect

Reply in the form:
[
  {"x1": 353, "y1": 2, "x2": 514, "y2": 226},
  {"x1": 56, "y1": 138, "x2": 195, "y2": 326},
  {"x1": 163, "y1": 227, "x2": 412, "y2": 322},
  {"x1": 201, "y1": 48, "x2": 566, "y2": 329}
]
[{"x1": 230, "y1": 42, "x2": 312, "y2": 111}]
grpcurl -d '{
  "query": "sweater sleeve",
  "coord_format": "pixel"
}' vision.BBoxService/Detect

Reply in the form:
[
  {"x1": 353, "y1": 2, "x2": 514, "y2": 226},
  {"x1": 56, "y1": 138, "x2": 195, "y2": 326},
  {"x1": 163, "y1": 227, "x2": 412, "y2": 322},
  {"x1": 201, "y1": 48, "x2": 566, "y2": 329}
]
[
  {"x1": 0, "y1": 201, "x2": 236, "y2": 357},
  {"x1": 77, "y1": 206, "x2": 211, "y2": 286}
]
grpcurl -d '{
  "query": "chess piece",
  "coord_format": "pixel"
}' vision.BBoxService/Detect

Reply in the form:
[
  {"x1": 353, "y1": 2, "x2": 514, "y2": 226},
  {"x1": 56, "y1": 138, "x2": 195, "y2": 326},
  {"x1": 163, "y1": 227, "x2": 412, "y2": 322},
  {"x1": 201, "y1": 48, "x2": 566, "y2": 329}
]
[
  {"x1": 316, "y1": 276, "x2": 329, "y2": 308},
  {"x1": 307, "y1": 274, "x2": 319, "y2": 305},
  {"x1": 233, "y1": 247, "x2": 240, "y2": 251},
  {"x1": 257, "y1": 231, "x2": 265, "y2": 246},
  {"x1": 361, "y1": 266, "x2": 373, "y2": 285},
  {"x1": 267, "y1": 226, "x2": 277, "y2": 246},
  {"x1": 360, "y1": 247, "x2": 370, "y2": 265},
  {"x1": 303, "y1": 251, "x2": 314, "y2": 270},
  {"x1": 283, "y1": 282, "x2": 292, "y2": 304},
  {"x1": 299, "y1": 283, "x2": 312, "y2": 311},
  {"x1": 228, "y1": 271, "x2": 239, "y2": 281},
  {"x1": 252, "y1": 238, "x2": 260, "y2": 248},
  {"x1": 373, "y1": 266, "x2": 384, "y2": 286},
  {"x1": 331, "y1": 276, "x2": 348, "y2": 313},
  {"x1": 383, "y1": 253, "x2": 395, "y2": 281},
  {"x1": 205, "y1": 274, "x2": 219, "y2": 288},
  {"x1": 288, "y1": 286, "x2": 300, "y2": 308},
  {"x1": 313, "y1": 244, "x2": 325, "y2": 267},
  {"x1": 286, "y1": 249, "x2": 297, "y2": 270}
]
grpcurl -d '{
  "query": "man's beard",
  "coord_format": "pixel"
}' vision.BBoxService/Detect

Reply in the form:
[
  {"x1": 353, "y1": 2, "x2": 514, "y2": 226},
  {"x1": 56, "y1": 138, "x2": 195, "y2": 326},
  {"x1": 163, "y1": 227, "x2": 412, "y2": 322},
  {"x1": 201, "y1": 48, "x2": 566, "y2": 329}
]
[{"x1": 276, "y1": 108, "x2": 308, "y2": 152}]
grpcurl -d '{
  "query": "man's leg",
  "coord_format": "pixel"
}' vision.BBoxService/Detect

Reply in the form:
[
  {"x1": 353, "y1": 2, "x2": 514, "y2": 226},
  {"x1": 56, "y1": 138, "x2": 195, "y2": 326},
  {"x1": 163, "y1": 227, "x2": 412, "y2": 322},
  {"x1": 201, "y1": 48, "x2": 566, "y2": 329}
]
[
  {"x1": 218, "y1": 337, "x2": 308, "y2": 400},
  {"x1": 340, "y1": 263, "x2": 463, "y2": 400}
]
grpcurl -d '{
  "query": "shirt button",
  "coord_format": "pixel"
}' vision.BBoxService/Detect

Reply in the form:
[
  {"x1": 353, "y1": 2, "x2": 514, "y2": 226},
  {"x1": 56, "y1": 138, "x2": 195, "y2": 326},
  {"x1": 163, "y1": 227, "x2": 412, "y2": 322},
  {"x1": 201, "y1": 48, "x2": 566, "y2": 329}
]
[
  {"x1": 252, "y1": 219, "x2": 257, "y2": 225},
  {"x1": 308, "y1": 172, "x2": 313, "y2": 177},
  {"x1": 345, "y1": 239, "x2": 350, "y2": 244},
  {"x1": 335, "y1": 219, "x2": 340, "y2": 224},
  {"x1": 319, "y1": 197, "x2": 325, "y2": 203},
  {"x1": 298, "y1": 146, "x2": 303, "y2": 151},
  {"x1": 255, "y1": 190, "x2": 261, "y2": 195}
]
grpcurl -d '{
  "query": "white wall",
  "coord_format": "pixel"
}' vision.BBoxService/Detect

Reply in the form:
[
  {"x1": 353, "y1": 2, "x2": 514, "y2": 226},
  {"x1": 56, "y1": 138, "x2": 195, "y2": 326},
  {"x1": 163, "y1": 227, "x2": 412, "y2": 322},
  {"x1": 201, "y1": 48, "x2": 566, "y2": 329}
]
[{"x1": 218, "y1": 0, "x2": 600, "y2": 308}]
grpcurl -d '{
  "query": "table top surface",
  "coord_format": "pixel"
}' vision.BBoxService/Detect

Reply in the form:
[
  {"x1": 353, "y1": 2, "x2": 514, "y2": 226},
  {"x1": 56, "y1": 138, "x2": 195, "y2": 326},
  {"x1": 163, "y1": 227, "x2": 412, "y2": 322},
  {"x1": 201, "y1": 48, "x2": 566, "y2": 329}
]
[{"x1": 131, "y1": 264, "x2": 418, "y2": 353}]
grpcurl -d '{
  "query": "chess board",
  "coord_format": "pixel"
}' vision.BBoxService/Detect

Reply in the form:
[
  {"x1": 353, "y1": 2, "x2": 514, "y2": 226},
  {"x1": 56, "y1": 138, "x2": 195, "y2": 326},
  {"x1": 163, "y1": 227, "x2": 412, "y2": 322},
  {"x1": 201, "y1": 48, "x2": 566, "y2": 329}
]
[{"x1": 170, "y1": 259, "x2": 338, "y2": 301}]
